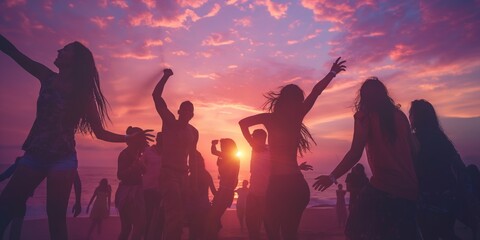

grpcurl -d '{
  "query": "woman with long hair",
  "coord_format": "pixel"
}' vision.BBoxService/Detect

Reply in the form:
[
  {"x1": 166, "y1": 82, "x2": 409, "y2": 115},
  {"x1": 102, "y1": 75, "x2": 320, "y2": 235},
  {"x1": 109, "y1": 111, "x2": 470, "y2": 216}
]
[
  {"x1": 313, "y1": 77, "x2": 420, "y2": 239},
  {"x1": 0, "y1": 34, "x2": 151, "y2": 239},
  {"x1": 239, "y1": 58, "x2": 346, "y2": 239},
  {"x1": 409, "y1": 99, "x2": 467, "y2": 240},
  {"x1": 86, "y1": 178, "x2": 111, "y2": 239}
]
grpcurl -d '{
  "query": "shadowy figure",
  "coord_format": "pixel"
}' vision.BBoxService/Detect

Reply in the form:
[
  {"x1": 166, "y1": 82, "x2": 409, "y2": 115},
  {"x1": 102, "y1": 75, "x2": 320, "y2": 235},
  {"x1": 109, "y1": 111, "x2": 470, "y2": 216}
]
[
  {"x1": 204, "y1": 139, "x2": 240, "y2": 240},
  {"x1": 0, "y1": 34, "x2": 152, "y2": 240},
  {"x1": 235, "y1": 180, "x2": 249, "y2": 232},
  {"x1": 409, "y1": 99, "x2": 471, "y2": 240},
  {"x1": 116, "y1": 126, "x2": 148, "y2": 240},
  {"x1": 0, "y1": 158, "x2": 81, "y2": 240},
  {"x1": 188, "y1": 150, "x2": 216, "y2": 240},
  {"x1": 313, "y1": 77, "x2": 420, "y2": 240},
  {"x1": 141, "y1": 132, "x2": 165, "y2": 240},
  {"x1": 336, "y1": 184, "x2": 347, "y2": 227},
  {"x1": 345, "y1": 164, "x2": 368, "y2": 211},
  {"x1": 152, "y1": 68, "x2": 199, "y2": 240},
  {"x1": 141, "y1": 132, "x2": 164, "y2": 240},
  {"x1": 239, "y1": 57, "x2": 346, "y2": 239},
  {"x1": 86, "y1": 178, "x2": 111, "y2": 239}
]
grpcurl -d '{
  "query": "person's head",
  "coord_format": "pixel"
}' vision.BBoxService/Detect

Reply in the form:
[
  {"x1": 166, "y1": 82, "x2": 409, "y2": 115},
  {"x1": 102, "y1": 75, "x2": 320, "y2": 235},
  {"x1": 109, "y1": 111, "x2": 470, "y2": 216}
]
[
  {"x1": 252, "y1": 129, "x2": 267, "y2": 149},
  {"x1": 190, "y1": 150, "x2": 206, "y2": 174},
  {"x1": 409, "y1": 99, "x2": 441, "y2": 134},
  {"x1": 220, "y1": 138, "x2": 238, "y2": 158},
  {"x1": 338, "y1": 184, "x2": 343, "y2": 190},
  {"x1": 55, "y1": 42, "x2": 110, "y2": 135},
  {"x1": 178, "y1": 101, "x2": 194, "y2": 123},
  {"x1": 353, "y1": 163, "x2": 366, "y2": 177},
  {"x1": 355, "y1": 77, "x2": 399, "y2": 142},
  {"x1": 242, "y1": 180, "x2": 249, "y2": 188},
  {"x1": 264, "y1": 84, "x2": 305, "y2": 115},
  {"x1": 126, "y1": 126, "x2": 147, "y2": 150},
  {"x1": 99, "y1": 178, "x2": 108, "y2": 187}
]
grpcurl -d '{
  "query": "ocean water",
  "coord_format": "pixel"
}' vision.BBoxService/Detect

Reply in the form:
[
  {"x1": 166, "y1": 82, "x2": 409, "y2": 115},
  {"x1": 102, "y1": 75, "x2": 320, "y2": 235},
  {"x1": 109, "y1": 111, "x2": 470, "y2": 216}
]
[{"x1": 0, "y1": 164, "x2": 348, "y2": 220}]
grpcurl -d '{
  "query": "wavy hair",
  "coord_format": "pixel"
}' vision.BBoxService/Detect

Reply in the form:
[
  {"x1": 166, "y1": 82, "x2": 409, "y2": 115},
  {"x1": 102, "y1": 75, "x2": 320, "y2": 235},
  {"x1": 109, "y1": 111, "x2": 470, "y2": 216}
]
[
  {"x1": 69, "y1": 42, "x2": 110, "y2": 134},
  {"x1": 354, "y1": 77, "x2": 399, "y2": 143},
  {"x1": 263, "y1": 84, "x2": 316, "y2": 156}
]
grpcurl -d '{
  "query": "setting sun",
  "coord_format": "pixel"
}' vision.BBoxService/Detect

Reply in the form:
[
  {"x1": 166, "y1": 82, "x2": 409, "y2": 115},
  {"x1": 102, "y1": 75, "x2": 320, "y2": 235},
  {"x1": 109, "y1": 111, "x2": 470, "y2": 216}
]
[{"x1": 236, "y1": 151, "x2": 243, "y2": 158}]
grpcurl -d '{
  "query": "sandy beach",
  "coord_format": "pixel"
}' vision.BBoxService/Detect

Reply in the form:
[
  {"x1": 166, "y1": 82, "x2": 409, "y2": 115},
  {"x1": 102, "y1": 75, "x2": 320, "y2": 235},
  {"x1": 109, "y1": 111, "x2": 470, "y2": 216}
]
[{"x1": 4, "y1": 207, "x2": 477, "y2": 240}]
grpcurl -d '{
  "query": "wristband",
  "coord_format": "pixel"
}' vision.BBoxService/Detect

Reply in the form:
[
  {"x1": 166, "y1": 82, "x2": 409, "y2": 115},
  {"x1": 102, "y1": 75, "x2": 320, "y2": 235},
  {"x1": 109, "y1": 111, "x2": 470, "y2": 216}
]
[
  {"x1": 328, "y1": 173, "x2": 338, "y2": 185},
  {"x1": 329, "y1": 70, "x2": 337, "y2": 77}
]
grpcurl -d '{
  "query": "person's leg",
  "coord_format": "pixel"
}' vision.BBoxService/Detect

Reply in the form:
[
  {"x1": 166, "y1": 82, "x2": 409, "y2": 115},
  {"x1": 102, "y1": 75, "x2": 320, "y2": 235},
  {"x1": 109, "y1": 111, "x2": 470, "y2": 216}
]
[
  {"x1": 97, "y1": 219, "x2": 103, "y2": 235},
  {"x1": 246, "y1": 194, "x2": 263, "y2": 240},
  {"x1": 8, "y1": 216, "x2": 24, "y2": 240},
  {"x1": 130, "y1": 187, "x2": 146, "y2": 240},
  {"x1": 118, "y1": 207, "x2": 133, "y2": 240},
  {"x1": 143, "y1": 189, "x2": 154, "y2": 238},
  {"x1": 280, "y1": 176, "x2": 309, "y2": 240},
  {"x1": 87, "y1": 219, "x2": 96, "y2": 239},
  {"x1": 46, "y1": 169, "x2": 75, "y2": 240},
  {"x1": 161, "y1": 174, "x2": 184, "y2": 240},
  {"x1": 0, "y1": 164, "x2": 46, "y2": 237},
  {"x1": 264, "y1": 177, "x2": 281, "y2": 240}
]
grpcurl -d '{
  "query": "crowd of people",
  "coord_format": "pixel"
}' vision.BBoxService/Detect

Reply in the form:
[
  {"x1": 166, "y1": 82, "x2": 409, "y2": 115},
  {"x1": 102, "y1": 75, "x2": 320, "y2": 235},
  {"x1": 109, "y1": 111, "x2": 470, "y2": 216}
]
[{"x1": 0, "y1": 33, "x2": 479, "y2": 240}]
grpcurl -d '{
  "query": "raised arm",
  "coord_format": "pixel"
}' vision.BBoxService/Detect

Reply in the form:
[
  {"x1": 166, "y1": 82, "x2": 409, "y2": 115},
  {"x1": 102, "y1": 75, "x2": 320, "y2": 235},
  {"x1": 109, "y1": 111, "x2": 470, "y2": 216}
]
[
  {"x1": 313, "y1": 112, "x2": 367, "y2": 191},
  {"x1": 211, "y1": 140, "x2": 222, "y2": 157},
  {"x1": 0, "y1": 34, "x2": 54, "y2": 81},
  {"x1": 152, "y1": 68, "x2": 176, "y2": 124},
  {"x1": 239, "y1": 113, "x2": 269, "y2": 147},
  {"x1": 302, "y1": 57, "x2": 346, "y2": 116}
]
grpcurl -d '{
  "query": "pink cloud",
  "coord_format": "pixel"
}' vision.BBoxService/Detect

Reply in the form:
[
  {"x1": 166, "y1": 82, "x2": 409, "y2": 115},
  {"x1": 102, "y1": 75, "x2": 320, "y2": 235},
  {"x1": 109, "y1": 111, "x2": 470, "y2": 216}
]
[
  {"x1": 201, "y1": 33, "x2": 235, "y2": 46},
  {"x1": 204, "y1": 3, "x2": 221, "y2": 18},
  {"x1": 113, "y1": 52, "x2": 158, "y2": 60},
  {"x1": 111, "y1": 0, "x2": 128, "y2": 8},
  {"x1": 234, "y1": 17, "x2": 252, "y2": 27},
  {"x1": 172, "y1": 50, "x2": 189, "y2": 56},
  {"x1": 257, "y1": 0, "x2": 289, "y2": 19},
  {"x1": 90, "y1": 16, "x2": 115, "y2": 29},
  {"x1": 5, "y1": 0, "x2": 25, "y2": 7},
  {"x1": 144, "y1": 39, "x2": 164, "y2": 47},
  {"x1": 129, "y1": 10, "x2": 200, "y2": 28},
  {"x1": 177, "y1": 0, "x2": 208, "y2": 8},
  {"x1": 142, "y1": 0, "x2": 156, "y2": 9}
]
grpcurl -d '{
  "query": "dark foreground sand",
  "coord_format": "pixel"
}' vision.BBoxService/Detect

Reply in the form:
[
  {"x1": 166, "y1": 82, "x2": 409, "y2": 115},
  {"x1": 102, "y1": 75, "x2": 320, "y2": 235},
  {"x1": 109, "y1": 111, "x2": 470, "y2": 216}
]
[{"x1": 5, "y1": 207, "x2": 478, "y2": 240}]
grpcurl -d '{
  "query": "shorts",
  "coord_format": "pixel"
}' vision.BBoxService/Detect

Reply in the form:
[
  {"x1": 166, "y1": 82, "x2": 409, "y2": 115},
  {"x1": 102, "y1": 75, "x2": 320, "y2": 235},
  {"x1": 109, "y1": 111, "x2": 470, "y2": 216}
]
[{"x1": 18, "y1": 152, "x2": 78, "y2": 172}]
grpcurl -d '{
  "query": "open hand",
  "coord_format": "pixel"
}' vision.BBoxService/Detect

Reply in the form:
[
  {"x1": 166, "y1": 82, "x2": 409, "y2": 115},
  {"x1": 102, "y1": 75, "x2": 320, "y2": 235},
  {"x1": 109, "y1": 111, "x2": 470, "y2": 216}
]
[
  {"x1": 330, "y1": 57, "x2": 347, "y2": 75},
  {"x1": 312, "y1": 175, "x2": 334, "y2": 191}
]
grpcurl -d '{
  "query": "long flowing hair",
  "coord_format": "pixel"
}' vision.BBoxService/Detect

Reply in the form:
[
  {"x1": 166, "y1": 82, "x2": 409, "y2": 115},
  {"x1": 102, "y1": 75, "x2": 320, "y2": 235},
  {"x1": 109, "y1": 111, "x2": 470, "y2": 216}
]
[
  {"x1": 263, "y1": 84, "x2": 316, "y2": 156},
  {"x1": 354, "y1": 77, "x2": 399, "y2": 143},
  {"x1": 409, "y1": 99, "x2": 451, "y2": 143},
  {"x1": 69, "y1": 42, "x2": 110, "y2": 134}
]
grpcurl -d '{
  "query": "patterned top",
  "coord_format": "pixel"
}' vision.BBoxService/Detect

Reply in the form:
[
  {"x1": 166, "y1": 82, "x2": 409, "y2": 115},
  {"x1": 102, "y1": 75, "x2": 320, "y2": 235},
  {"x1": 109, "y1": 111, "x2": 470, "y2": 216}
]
[{"x1": 22, "y1": 74, "x2": 76, "y2": 158}]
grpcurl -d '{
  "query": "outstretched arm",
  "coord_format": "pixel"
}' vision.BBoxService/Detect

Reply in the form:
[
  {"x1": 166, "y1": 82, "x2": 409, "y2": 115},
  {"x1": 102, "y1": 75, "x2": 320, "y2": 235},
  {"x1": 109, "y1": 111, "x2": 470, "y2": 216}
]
[
  {"x1": 303, "y1": 57, "x2": 346, "y2": 116},
  {"x1": 239, "y1": 113, "x2": 269, "y2": 147},
  {"x1": 0, "y1": 34, "x2": 54, "y2": 81},
  {"x1": 313, "y1": 113, "x2": 367, "y2": 191},
  {"x1": 86, "y1": 189, "x2": 96, "y2": 213},
  {"x1": 211, "y1": 140, "x2": 222, "y2": 157},
  {"x1": 152, "y1": 69, "x2": 176, "y2": 124}
]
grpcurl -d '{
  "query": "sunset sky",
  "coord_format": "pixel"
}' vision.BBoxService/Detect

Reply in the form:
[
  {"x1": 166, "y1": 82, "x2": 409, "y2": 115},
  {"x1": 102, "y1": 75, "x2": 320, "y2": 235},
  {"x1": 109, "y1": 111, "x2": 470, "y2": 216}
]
[{"x1": 1, "y1": 0, "x2": 479, "y2": 175}]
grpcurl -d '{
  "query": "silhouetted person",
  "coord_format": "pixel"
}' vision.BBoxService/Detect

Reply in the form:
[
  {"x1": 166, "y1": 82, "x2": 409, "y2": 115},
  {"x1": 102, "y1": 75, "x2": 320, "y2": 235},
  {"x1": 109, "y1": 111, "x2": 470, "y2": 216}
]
[
  {"x1": 0, "y1": 34, "x2": 151, "y2": 240},
  {"x1": 336, "y1": 184, "x2": 347, "y2": 227},
  {"x1": 240, "y1": 57, "x2": 346, "y2": 239},
  {"x1": 204, "y1": 139, "x2": 240, "y2": 240},
  {"x1": 345, "y1": 164, "x2": 368, "y2": 211},
  {"x1": 235, "y1": 180, "x2": 249, "y2": 232},
  {"x1": 86, "y1": 178, "x2": 111, "y2": 239},
  {"x1": 188, "y1": 150, "x2": 216, "y2": 240},
  {"x1": 141, "y1": 132, "x2": 164, "y2": 240},
  {"x1": 116, "y1": 126, "x2": 148, "y2": 240},
  {"x1": 409, "y1": 99, "x2": 467, "y2": 240},
  {"x1": 313, "y1": 77, "x2": 420, "y2": 240},
  {"x1": 152, "y1": 68, "x2": 199, "y2": 240}
]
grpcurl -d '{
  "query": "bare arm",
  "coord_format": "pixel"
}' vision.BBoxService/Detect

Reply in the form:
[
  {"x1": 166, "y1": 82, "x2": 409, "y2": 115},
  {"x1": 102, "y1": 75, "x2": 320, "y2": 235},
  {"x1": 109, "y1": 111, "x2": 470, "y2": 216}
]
[
  {"x1": 303, "y1": 57, "x2": 346, "y2": 116},
  {"x1": 313, "y1": 113, "x2": 367, "y2": 191},
  {"x1": 152, "y1": 69, "x2": 176, "y2": 124},
  {"x1": 208, "y1": 173, "x2": 217, "y2": 196},
  {"x1": 211, "y1": 140, "x2": 222, "y2": 157},
  {"x1": 0, "y1": 34, "x2": 54, "y2": 81},
  {"x1": 86, "y1": 189, "x2": 97, "y2": 213},
  {"x1": 72, "y1": 171, "x2": 82, "y2": 217},
  {"x1": 239, "y1": 113, "x2": 269, "y2": 147}
]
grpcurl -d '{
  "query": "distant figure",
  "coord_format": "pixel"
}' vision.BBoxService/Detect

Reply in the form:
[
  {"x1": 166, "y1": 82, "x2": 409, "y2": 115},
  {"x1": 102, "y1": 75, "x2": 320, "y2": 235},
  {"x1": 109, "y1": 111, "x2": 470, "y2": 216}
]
[
  {"x1": 345, "y1": 164, "x2": 368, "y2": 211},
  {"x1": 152, "y1": 68, "x2": 199, "y2": 240},
  {"x1": 188, "y1": 150, "x2": 216, "y2": 240},
  {"x1": 116, "y1": 126, "x2": 148, "y2": 240},
  {"x1": 313, "y1": 77, "x2": 420, "y2": 240},
  {"x1": 86, "y1": 178, "x2": 111, "y2": 239},
  {"x1": 409, "y1": 99, "x2": 468, "y2": 240},
  {"x1": 204, "y1": 139, "x2": 240, "y2": 239},
  {"x1": 240, "y1": 57, "x2": 346, "y2": 239},
  {"x1": 336, "y1": 184, "x2": 347, "y2": 227},
  {"x1": 235, "y1": 180, "x2": 249, "y2": 232},
  {"x1": 0, "y1": 158, "x2": 82, "y2": 240},
  {"x1": 141, "y1": 132, "x2": 164, "y2": 240},
  {"x1": 0, "y1": 34, "x2": 151, "y2": 239}
]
